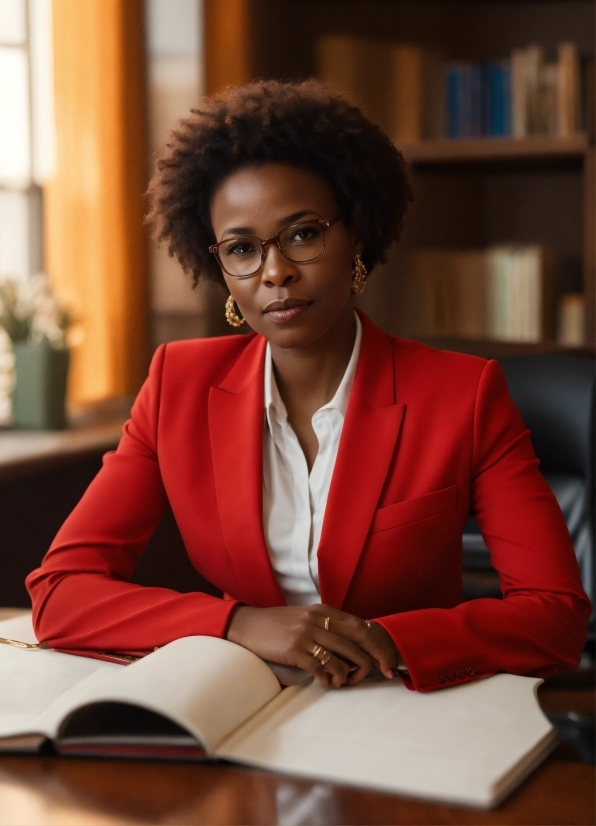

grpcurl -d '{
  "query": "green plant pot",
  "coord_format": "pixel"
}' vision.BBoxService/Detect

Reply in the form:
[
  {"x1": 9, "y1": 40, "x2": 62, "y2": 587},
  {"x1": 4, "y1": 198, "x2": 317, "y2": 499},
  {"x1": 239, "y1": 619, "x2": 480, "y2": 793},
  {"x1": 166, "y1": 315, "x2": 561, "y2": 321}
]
[{"x1": 12, "y1": 341, "x2": 70, "y2": 430}]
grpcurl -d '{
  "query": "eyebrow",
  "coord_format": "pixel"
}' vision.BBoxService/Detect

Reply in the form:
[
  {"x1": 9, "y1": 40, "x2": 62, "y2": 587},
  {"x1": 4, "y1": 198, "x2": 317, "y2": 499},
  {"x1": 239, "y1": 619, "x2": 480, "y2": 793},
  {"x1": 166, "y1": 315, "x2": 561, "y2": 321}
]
[{"x1": 221, "y1": 210, "x2": 320, "y2": 238}]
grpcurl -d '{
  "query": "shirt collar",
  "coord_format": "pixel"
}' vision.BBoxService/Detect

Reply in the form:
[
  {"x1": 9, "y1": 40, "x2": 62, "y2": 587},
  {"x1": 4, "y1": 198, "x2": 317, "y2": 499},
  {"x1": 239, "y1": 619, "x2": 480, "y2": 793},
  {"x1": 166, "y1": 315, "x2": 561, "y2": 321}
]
[{"x1": 264, "y1": 312, "x2": 363, "y2": 426}]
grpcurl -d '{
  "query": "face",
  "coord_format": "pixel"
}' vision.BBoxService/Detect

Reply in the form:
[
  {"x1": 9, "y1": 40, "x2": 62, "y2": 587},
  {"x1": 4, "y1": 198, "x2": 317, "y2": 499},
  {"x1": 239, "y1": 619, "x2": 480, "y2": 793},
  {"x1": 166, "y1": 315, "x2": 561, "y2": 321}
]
[{"x1": 210, "y1": 163, "x2": 361, "y2": 349}]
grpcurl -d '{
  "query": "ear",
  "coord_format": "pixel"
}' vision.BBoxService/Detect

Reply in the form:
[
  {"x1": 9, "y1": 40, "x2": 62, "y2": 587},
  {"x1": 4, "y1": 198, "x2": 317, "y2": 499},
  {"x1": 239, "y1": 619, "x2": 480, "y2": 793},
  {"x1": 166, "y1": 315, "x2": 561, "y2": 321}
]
[{"x1": 348, "y1": 224, "x2": 364, "y2": 259}]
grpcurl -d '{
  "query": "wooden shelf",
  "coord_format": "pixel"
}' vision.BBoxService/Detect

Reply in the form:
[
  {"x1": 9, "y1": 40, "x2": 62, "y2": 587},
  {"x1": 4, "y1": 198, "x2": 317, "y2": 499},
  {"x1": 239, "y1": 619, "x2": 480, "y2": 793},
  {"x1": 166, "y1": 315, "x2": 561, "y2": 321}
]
[
  {"x1": 396, "y1": 134, "x2": 590, "y2": 165},
  {"x1": 0, "y1": 397, "x2": 131, "y2": 482},
  {"x1": 416, "y1": 337, "x2": 596, "y2": 359}
]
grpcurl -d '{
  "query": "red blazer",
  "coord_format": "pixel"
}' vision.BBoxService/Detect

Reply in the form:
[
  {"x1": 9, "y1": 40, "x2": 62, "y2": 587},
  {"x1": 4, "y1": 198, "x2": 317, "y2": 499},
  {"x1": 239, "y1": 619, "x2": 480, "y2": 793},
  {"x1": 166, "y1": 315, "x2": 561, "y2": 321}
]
[{"x1": 26, "y1": 311, "x2": 591, "y2": 691}]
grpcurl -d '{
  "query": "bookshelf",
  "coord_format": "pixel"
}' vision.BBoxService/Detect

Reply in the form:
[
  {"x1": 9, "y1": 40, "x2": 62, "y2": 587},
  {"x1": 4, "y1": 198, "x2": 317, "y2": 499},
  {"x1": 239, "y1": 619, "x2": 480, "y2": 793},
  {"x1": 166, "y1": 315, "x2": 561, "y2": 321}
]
[
  {"x1": 204, "y1": 0, "x2": 596, "y2": 356},
  {"x1": 396, "y1": 134, "x2": 589, "y2": 164}
]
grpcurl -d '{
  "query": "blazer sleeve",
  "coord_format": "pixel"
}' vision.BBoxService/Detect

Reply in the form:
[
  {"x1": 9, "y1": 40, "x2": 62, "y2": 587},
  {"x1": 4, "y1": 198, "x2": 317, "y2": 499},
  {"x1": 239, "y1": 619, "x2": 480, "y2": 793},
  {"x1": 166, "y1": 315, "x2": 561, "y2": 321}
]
[
  {"x1": 373, "y1": 359, "x2": 592, "y2": 692},
  {"x1": 26, "y1": 344, "x2": 241, "y2": 655}
]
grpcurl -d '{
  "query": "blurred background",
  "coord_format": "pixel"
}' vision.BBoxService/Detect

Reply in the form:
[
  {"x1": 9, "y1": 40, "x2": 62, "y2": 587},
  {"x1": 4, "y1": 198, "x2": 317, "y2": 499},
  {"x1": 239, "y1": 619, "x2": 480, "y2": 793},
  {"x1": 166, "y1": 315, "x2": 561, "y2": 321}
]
[
  {"x1": 0, "y1": 0, "x2": 594, "y2": 614},
  {"x1": 0, "y1": 0, "x2": 593, "y2": 413}
]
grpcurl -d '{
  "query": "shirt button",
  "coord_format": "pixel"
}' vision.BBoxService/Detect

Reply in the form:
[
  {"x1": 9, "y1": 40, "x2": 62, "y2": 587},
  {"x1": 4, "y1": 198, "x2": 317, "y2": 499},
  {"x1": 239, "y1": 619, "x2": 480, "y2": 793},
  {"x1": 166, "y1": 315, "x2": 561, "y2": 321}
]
[
  {"x1": 466, "y1": 667, "x2": 477, "y2": 677},
  {"x1": 447, "y1": 673, "x2": 457, "y2": 681},
  {"x1": 437, "y1": 674, "x2": 447, "y2": 683},
  {"x1": 455, "y1": 672, "x2": 464, "y2": 680}
]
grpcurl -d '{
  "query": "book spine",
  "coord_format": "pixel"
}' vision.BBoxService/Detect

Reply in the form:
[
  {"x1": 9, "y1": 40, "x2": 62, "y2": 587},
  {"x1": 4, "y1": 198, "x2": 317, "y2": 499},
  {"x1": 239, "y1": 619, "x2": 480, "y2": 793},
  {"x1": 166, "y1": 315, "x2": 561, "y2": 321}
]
[
  {"x1": 481, "y1": 64, "x2": 491, "y2": 137},
  {"x1": 390, "y1": 45, "x2": 425, "y2": 142},
  {"x1": 491, "y1": 62, "x2": 505, "y2": 136},
  {"x1": 525, "y1": 44, "x2": 544, "y2": 134},
  {"x1": 446, "y1": 65, "x2": 460, "y2": 138},
  {"x1": 557, "y1": 293, "x2": 585, "y2": 345},
  {"x1": 557, "y1": 42, "x2": 581, "y2": 135},
  {"x1": 540, "y1": 62, "x2": 558, "y2": 135},
  {"x1": 460, "y1": 64, "x2": 472, "y2": 138},
  {"x1": 487, "y1": 247, "x2": 513, "y2": 339},
  {"x1": 512, "y1": 48, "x2": 528, "y2": 137},
  {"x1": 582, "y1": 56, "x2": 595, "y2": 139},
  {"x1": 470, "y1": 64, "x2": 482, "y2": 137},
  {"x1": 526, "y1": 248, "x2": 540, "y2": 342},
  {"x1": 502, "y1": 63, "x2": 513, "y2": 136}
]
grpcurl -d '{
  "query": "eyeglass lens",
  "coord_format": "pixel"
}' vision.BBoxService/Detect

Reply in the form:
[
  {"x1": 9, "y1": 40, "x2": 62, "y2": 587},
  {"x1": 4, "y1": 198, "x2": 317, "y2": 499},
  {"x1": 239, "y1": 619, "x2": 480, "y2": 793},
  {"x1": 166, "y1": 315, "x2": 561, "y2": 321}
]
[{"x1": 217, "y1": 221, "x2": 326, "y2": 277}]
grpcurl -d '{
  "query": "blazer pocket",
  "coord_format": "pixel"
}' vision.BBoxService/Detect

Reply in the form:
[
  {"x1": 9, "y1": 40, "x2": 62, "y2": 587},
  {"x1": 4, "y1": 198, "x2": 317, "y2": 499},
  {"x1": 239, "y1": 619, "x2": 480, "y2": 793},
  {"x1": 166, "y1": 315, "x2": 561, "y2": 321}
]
[{"x1": 369, "y1": 485, "x2": 458, "y2": 535}]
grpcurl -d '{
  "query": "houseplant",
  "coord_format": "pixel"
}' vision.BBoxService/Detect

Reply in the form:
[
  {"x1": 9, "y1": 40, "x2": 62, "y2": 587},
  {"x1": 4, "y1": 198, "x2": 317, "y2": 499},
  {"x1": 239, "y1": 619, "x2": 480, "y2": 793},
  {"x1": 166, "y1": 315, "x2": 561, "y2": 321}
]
[{"x1": 0, "y1": 275, "x2": 75, "y2": 429}]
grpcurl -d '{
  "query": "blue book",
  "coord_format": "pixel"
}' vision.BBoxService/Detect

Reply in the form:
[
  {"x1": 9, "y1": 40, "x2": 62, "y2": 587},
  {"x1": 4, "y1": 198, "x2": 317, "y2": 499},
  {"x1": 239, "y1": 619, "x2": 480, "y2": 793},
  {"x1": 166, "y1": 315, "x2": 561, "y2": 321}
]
[
  {"x1": 460, "y1": 65, "x2": 472, "y2": 137},
  {"x1": 502, "y1": 64, "x2": 512, "y2": 136},
  {"x1": 470, "y1": 64, "x2": 482, "y2": 137},
  {"x1": 481, "y1": 65, "x2": 492, "y2": 136},
  {"x1": 489, "y1": 62, "x2": 504, "y2": 136}
]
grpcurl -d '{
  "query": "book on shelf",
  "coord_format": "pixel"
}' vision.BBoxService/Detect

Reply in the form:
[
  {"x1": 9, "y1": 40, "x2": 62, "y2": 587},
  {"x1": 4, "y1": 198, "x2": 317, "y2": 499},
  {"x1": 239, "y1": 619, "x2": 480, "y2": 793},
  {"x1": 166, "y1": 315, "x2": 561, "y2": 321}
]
[
  {"x1": 557, "y1": 293, "x2": 585, "y2": 346},
  {"x1": 0, "y1": 614, "x2": 558, "y2": 809},
  {"x1": 315, "y1": 35, "x2": 445, "y2": 141},
  {"x1": 316, "y1": 34, "x2": 589, "y2": 142},
  {"x1": 395, "y1": 245, "x2": 555, "y2": 343}
]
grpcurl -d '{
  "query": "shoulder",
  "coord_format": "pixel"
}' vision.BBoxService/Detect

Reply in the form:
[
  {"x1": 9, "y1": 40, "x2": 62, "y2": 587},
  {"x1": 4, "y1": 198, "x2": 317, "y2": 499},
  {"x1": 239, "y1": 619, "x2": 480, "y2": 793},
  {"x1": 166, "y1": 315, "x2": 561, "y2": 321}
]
[
  {"x1": 388, "y1": 333, "x2": 498, "y2": 402},
  {"x1": 392, "y1": 335, "x2": 487, "y2": 374},
  {"x1": 154, "y1": 332, "x2": 260, "y2": 386}
]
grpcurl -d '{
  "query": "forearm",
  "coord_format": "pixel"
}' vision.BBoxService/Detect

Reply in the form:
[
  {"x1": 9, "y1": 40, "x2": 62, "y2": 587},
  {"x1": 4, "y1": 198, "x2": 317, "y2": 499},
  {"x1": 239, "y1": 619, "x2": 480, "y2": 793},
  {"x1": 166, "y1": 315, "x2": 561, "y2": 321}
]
[
  {"x1": 27, "y1": 566, "x2": 241, "y2": 653},
  {"x1": 374, "y1": 589, "x2": 591, "y2": 692}
]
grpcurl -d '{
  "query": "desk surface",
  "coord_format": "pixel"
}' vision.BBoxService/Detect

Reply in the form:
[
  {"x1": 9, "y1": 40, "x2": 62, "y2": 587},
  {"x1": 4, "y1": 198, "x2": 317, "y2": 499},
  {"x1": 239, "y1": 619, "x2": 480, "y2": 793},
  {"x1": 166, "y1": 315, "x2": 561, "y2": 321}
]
[
  {"x1": 0, "y1": 742, "x2": 593, "y2": 826},
  {"x1": 0, "y1": 610, "x2": 593, "y2": 826}
]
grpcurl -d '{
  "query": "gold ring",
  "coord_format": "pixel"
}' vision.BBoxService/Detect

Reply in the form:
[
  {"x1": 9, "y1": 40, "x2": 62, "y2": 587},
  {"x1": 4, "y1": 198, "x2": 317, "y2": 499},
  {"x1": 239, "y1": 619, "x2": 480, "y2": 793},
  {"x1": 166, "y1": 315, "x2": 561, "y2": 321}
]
[
  {"x1": 320, "y1": 653, "x2": 332, "y2": 666},
  {"x1": 312, "y1": 644, "x2": 323, "y2": 659},
  {"x1": 365, "y1": 619, "x2": 372, "y2": 629},
  {"x1": 324, "y1": 616, "x2": 330, "y2": 631}
]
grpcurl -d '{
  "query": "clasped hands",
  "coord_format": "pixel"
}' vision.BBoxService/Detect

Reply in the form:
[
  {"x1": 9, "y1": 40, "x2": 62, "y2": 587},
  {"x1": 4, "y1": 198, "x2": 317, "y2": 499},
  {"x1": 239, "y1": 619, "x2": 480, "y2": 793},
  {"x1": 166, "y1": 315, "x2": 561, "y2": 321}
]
[{"x1": 226, "y1": 604, "x2": 399, "y2": 688}]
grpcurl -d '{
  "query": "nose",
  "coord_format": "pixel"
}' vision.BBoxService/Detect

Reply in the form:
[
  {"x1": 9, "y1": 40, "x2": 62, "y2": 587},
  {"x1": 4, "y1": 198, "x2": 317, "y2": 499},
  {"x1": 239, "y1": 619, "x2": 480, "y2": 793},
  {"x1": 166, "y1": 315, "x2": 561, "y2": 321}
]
[{"x1": 260, "y1": 243, "x2": 299, "y2": 288}]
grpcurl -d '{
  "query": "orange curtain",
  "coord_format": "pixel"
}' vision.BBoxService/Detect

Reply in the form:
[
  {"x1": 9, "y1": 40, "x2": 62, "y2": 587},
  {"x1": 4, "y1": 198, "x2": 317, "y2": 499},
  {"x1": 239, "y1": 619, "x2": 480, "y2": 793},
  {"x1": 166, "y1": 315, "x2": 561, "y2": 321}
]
[{"x1": 44, "y1": 0, "x2": 149, "y2": 404}]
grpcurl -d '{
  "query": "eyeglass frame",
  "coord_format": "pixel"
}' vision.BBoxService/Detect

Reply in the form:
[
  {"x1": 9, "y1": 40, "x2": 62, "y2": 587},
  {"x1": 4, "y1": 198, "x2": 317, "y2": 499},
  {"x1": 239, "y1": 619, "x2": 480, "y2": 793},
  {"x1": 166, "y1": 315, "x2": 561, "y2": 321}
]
[{"x1": 208, "y1": 215, "x2": 343, "y2": 278}]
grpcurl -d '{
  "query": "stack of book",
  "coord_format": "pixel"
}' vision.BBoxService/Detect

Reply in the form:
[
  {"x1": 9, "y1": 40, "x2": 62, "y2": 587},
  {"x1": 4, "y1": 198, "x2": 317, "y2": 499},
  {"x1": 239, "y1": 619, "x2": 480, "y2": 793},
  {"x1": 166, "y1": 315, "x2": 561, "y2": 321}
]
[
  {"x1": 315, "y1": 36, "x2": 594, "y2": 142},
  {"x1": 395, "y1": 245, "x2": 557, "y2": 343}
]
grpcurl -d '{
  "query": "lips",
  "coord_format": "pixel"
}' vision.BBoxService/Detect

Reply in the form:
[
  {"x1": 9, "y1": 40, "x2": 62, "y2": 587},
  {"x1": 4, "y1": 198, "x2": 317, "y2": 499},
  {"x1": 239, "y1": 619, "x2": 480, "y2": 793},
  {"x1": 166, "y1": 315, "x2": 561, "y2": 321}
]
[
  {"x1": 263, "y1": 297, "x2": 312, "y2": 324},
  {"x1": 263, "y1": 298, "x2": 311, "y2": 313}
]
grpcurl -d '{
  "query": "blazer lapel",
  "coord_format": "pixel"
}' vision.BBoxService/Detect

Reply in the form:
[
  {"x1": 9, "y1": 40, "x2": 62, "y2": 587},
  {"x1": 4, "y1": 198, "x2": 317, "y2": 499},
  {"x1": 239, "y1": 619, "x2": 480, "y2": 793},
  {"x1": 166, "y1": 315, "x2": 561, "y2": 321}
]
[
  {"x1": 209, "y1": 335, "x2": 286, "y2": 607},
  {"x1": 318, "y1": 313, "x2": 406, "y2": 608}
]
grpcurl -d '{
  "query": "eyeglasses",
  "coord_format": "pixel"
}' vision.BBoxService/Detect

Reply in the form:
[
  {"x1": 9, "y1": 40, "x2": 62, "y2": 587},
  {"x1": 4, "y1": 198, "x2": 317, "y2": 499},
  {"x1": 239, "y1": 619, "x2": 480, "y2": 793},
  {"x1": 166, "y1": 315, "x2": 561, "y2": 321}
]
[{"x1": 209, "y1": 216, "x2": 342, "y2": 278}]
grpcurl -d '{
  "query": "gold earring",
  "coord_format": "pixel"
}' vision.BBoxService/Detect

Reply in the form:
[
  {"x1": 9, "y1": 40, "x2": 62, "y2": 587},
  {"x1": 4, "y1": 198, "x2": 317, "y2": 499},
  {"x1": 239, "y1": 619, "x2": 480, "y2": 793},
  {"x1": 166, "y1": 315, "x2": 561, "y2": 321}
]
[
  {"x1": 352, "y1": 255, "x2": 368, "y2": 294},
  {"x1": 225, "y1": 294, "x2": 245, "y2": 327}
]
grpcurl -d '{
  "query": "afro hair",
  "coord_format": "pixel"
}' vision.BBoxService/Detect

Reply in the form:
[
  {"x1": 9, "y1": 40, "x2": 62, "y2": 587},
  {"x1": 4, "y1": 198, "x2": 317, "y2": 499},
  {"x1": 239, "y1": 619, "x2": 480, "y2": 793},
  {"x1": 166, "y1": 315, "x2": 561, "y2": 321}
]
[{"x1": 146, "y1": 78, "x2": 413, "y2": 287}]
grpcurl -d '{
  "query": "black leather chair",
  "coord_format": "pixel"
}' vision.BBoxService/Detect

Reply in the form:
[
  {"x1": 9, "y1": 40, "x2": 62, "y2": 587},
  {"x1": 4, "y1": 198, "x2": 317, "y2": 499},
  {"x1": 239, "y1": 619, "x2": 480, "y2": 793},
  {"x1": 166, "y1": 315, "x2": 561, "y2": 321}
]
[{"x1": 462, "y1": 354, "x2": 595, "y2": 643}]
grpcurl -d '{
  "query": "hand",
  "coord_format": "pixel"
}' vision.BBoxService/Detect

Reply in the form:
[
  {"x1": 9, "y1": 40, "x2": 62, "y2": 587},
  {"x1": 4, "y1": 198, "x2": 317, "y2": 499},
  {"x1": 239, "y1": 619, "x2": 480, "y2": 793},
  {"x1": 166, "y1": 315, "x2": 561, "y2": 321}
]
[{"x1": 226, "y1": 604, "x2": 399, "y2": 688}]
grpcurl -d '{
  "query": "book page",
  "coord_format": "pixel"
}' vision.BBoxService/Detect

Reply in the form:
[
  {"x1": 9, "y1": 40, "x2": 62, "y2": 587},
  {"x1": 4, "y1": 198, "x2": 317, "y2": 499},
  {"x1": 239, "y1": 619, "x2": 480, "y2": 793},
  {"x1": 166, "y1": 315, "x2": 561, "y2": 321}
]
[
  {"x1": 0, "y1": 615, "x2": 119, "y2": 744},
  {"x1": 216, "y1": 672, "x2": 556, "y2": 808},
  {"x1": 47, "y1": 636, "x2": 282, "y2": 755}
]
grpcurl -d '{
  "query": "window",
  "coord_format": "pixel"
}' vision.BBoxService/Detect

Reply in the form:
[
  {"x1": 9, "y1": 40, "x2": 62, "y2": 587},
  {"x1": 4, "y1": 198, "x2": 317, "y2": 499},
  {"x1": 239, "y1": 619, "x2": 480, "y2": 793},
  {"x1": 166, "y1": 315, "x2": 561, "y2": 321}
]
[{"x1": 0, "y1": 0, "x2": 55, "y2": 421}]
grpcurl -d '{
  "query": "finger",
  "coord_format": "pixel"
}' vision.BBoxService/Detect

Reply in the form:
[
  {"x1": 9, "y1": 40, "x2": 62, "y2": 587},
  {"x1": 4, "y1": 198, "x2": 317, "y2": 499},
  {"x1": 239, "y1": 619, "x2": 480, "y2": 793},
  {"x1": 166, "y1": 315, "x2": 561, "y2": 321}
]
[
  {"x1": 315, "y1": 651, "x2": 351, "y2": 688},
  {"x1": 326, "y1": 615, "x2": 396, "y2": 678},
  {"x1": 356, "y1": 621, "x2": 396, "y2": 678},
  {"x1": 296, "y1": 651, "x2": 330, "y2": 687},
  {"x1": 313, "y1": 631, "x2": 371, "y2": 683}
]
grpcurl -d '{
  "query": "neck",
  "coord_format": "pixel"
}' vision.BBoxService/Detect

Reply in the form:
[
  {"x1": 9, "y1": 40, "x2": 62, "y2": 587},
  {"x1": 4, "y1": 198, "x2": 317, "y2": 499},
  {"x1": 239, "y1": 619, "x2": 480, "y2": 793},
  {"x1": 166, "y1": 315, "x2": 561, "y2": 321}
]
[{"x1": 269, "y1": 304, "x2": 357, "y2": 416}]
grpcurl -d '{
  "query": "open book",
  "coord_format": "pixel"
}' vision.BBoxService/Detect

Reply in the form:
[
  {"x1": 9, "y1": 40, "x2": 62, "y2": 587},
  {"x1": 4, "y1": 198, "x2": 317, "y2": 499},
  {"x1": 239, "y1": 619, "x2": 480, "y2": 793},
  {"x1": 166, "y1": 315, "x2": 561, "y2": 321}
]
[{"x1": 0, "y1": 614, "x2": 557, "y2": 808}]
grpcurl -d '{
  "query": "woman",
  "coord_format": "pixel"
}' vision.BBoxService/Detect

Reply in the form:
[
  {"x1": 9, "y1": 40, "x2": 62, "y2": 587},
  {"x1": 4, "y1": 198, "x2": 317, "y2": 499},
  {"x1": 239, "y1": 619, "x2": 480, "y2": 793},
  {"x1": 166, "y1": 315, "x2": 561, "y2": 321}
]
[{"x1": 26, "y1": 80, "x2": 590, "y2": 692}]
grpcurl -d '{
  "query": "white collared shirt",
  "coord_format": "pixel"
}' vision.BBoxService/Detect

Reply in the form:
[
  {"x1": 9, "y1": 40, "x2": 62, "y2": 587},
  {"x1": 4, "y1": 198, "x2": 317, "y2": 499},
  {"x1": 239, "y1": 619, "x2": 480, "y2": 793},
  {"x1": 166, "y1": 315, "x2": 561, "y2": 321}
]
[{"x1": 263, "y1": 314, "x2": 363, "y2": 605}]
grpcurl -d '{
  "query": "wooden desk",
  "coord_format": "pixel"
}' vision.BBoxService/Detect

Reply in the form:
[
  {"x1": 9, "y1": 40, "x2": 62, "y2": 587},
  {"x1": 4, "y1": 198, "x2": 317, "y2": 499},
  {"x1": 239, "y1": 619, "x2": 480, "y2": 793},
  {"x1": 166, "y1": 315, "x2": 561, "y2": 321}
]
[{"x1": 0, "y1": 617, "x2": 592, "y2": 826}]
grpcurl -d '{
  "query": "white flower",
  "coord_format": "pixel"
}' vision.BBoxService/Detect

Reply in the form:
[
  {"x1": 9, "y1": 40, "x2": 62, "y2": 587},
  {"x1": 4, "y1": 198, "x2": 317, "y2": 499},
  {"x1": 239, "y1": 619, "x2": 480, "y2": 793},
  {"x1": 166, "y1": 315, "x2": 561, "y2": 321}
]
[{"x1": 0, "y1": 274, "x2": 76, "y2": 348}]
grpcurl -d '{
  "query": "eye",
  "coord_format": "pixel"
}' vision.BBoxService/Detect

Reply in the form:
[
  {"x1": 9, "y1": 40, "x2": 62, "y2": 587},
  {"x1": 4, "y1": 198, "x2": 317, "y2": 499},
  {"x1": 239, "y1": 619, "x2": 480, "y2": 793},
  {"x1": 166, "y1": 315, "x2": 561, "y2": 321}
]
[
  {"x1": 289, "y1": 227, "x2": 316, "y2": 243},
  {"x1": 221, "y1": 239, "x2": 259, "y2": 258}
]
